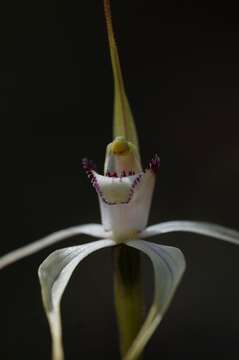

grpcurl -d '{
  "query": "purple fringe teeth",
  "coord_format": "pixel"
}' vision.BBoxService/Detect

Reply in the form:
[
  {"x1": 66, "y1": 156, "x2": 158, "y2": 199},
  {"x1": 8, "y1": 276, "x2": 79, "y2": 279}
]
[
  {"x1": 82, "y1": 158, "x2": 97, "y2": 172},
  {"x1": 82, "y1": 154, "x2": 160, "y2": 205},
  {"x1": 146, "y1": 154, "x2": 160, "y2": 173},
  {"x1": 106, "y1": 170, "x2": 136, "y2": 177}
]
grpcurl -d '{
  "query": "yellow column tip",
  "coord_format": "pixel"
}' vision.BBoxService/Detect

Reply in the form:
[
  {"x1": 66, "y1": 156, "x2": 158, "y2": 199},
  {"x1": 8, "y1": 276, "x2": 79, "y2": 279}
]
[{"x1": 111, "y1": 137, "x2": 130, "y2": 155}]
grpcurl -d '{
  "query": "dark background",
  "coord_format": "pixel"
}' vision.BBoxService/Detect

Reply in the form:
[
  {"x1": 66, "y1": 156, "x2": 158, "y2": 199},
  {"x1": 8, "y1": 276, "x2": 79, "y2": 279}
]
[{"x1": 1, "y1": 0, "x2": 239, "y2": 359}]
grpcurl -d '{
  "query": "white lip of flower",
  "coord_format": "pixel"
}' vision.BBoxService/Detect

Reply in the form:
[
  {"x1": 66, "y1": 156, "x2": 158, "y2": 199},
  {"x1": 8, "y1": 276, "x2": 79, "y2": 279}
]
[{"x1": 82, "y1": 138, "x2": 160, "y2": 242}]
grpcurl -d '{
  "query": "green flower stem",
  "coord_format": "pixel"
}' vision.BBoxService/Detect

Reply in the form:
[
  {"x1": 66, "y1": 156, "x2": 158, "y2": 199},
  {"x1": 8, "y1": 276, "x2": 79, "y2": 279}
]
[{"x1": 113, "y1": 245, "x2": 144, "y2": 359}]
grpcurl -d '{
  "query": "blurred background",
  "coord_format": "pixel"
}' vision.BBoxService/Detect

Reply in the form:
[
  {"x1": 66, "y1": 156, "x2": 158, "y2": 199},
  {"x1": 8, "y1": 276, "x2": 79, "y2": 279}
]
[{"x1": 2, "y1": 0, "x2": 239, "y2": 359}]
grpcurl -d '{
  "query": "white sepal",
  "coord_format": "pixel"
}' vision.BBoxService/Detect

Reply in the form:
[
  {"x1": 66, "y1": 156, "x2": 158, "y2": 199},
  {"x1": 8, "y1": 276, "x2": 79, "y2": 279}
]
[
  {"x1": 38, "y1": 239, "x2": 116, "y2": 360},
  {"x1": 125, "y1": 239, "x2": 186, "y2": 360},
  {"x1": 0, "y1": 224, "x2": 107, "y2": 270},
  {"x1": 140, "y1": 221, "x2": 239, "y2": 245}
]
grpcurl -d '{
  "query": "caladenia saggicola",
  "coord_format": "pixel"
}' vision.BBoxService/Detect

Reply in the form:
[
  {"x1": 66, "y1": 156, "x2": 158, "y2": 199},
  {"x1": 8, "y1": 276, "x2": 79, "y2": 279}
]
[{"x1": 1, "y1": 1, "x2": 239, "y2": 359}]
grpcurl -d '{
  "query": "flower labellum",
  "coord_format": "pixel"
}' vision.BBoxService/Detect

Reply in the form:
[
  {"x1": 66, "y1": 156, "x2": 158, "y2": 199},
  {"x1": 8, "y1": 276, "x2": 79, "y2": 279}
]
[{"x1": 83, "y1": 137, "x2": 160, "y2": 242}]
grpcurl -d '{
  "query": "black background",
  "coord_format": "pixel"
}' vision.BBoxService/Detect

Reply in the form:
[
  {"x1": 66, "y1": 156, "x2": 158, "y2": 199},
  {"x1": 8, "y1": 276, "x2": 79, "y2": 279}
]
[{"x1": 1, "y1": 0, "x2": 239, "y2": 359}]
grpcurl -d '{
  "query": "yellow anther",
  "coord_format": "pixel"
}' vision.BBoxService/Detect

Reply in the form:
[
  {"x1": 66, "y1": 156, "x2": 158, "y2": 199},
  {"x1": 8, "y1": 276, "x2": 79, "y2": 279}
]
[{"x1": 111, "y1": 137, "x2": 130, "y2": 155}]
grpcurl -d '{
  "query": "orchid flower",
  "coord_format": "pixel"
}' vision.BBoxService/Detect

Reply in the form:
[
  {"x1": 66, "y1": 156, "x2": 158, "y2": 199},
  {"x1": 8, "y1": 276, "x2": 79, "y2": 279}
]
[{"x1": 1, "y1": 1, "x2": 239, "y2": 360}]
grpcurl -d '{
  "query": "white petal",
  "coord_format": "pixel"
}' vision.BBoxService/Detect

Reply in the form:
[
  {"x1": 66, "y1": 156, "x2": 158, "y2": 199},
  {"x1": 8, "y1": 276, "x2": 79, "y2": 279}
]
[
  {"x1": 99, "y1": 170, "x2": 156, "y2": 240},
  {"x1": 0, "y1": 224, "x2": 108, "y2": 270},
  {"x1": 140, "y1": 221, "x2": 239, "y2": 245},
  {"x1": 125, "y1": 239, "x2": 186, "y2": 360},
  {"x1": 38, "y1": 239, "x2": 116, "y2": 360}
]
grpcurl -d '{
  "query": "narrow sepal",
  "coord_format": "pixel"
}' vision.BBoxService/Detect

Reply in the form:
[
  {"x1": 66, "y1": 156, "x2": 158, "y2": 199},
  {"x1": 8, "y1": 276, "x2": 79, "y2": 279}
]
[
  {"x1": 141, "y1": 221, "x2": 239, "y2": 245},
  {"x1": 103, "y1": 0, "x2": 139, "y2": 150},
  {"x1": 125, "y1": 240, "x2": 186, "y2": 360},
  {"x1": 0, "y1": 224, "x2": 107, "y2": 270},
  {"x1": 38, "y1": 239, "x2": 116, "y2": 360}
]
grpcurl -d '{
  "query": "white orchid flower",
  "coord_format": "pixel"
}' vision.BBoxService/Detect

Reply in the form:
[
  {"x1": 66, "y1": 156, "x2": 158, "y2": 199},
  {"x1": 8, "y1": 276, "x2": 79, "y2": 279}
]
[
  {"x1": 1, "y1": 1, "x2": 239, "y2": 360},
  {"x1": 1, "y1": 140, "x2": 239, "y2": 360},
  {"x1": 2, "y1": 138, "x2": 238, "y2": 360}
]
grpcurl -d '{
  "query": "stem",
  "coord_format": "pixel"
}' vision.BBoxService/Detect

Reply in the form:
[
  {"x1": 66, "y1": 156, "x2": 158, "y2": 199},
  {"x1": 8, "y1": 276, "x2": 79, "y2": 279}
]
[{"x1": 113, "y1": 245, "x2": 144, "y2": 359}]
